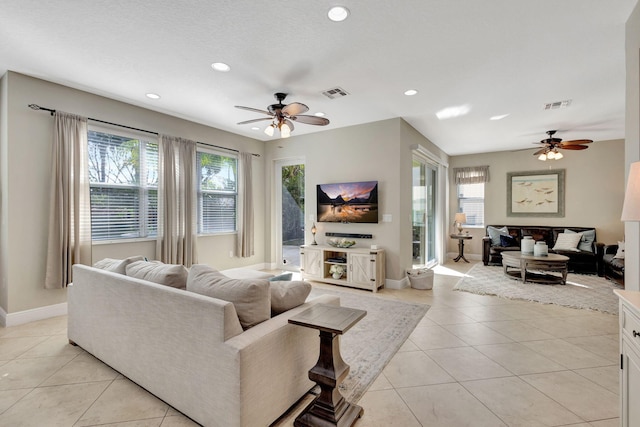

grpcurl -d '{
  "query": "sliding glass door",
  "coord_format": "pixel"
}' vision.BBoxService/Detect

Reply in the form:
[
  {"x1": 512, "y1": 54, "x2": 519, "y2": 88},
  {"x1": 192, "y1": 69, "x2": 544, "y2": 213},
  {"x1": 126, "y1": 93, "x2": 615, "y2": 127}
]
[
  {"x1": 412, "y1": 156, "x2": 437, "y2": 267},
  {"x1": 275, "y1": 159, "x2": 305, "y2": 270}
]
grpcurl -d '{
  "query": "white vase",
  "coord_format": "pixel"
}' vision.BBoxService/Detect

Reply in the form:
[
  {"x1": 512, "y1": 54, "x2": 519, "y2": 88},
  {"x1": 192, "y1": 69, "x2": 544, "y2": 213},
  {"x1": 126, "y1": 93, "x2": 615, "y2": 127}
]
[
  {"x1": 521, "y1": 236, "x2": 534, "y2": 254},
  {"x1": 534, "y1": 241, "x2": 548, "y2": 256},
  {"x1": 332, "y1": 272, "x2": 343, "y2": 279}
]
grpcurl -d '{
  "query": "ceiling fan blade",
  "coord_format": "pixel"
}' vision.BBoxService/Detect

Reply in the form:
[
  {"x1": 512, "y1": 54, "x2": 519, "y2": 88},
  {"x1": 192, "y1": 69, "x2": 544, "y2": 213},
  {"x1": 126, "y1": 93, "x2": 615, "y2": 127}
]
[
  {"x1": 533, "y1": 148, "x2": 548, "y2": 156},
  {"x1": 561, "y1": 139, "x2": 593, "y2": 145},
  {"x1": 283, "y1": 119, "x2": 295, "y2": 132},
  {"x1": 282, "y1": 102, "x2": 309, "y2": 116},
  {"x1": 560, "y1": 145, "x2": 589, "y2": 150},
  {"x1": 291, "y1": 115, "x2": 330, "y2": 126},
  {"x1": 237, "y1": 118, "x2": 273, "y2": 125},
  {"x1": 235, "y1": 105, "x2": 272, "y2": 115}
]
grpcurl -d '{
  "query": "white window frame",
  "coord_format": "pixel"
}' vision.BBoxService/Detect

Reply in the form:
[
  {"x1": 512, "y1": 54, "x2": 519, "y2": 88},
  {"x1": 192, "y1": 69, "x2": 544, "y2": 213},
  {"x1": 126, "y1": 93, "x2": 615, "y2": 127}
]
[
  {"x1": 197, "y1": 148, "x2": 238, "y2": 235},
  {"x1": 457, "y1": 182, "x2": 485, "y2": 227},
  {"x1": 87, "y1": 126, "x2": 158, "y2": 242}
]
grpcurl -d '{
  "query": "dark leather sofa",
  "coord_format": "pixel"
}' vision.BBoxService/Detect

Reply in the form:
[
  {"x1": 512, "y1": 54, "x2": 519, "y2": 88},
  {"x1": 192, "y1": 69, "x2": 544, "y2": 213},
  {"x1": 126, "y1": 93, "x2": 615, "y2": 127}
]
[
  {"x1": 482, "y1": 225, "x2": 604, "y2": 275},
  {"x1": 602, "y1": 244, "x2": 624, "y2": 286}
]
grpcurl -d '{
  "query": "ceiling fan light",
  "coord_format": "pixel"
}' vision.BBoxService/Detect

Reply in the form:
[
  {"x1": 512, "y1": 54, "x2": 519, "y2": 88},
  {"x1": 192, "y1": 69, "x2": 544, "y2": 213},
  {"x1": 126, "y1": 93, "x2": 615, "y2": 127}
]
[
  {"x1": 547, "y1": 151, "x2": 556, "y2": 160},
  {"x1": 280, "y1": 123, "x2": 291, "y2": 138},
  {"x1": 264, "y1": 124, "x2": 275, "y2": 136},
  {"x1": 538, "y1": 153, "x2": 547, "y2": 161},
  {"x1": 554, "y1": 151, "x2": 563, "y2": 160}
]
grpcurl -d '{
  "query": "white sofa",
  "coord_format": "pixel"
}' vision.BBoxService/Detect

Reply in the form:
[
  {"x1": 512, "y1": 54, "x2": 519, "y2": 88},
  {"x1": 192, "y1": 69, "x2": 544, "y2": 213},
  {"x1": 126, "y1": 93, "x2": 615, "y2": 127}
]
[{"x1": 68, "y1": 264, "x2": 339, "y2": 427}]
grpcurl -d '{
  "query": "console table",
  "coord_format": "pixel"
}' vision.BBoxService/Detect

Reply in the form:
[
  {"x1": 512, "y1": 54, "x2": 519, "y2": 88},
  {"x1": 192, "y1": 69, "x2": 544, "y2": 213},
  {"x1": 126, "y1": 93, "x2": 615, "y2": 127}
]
[{"x1": 288, "y1": 304, "x2": 367, "y2": 427}]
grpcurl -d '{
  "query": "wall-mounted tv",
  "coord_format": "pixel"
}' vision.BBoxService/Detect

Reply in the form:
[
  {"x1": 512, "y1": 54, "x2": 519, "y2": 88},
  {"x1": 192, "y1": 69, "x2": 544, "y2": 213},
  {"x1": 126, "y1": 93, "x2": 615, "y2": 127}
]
[{"x1": 317, "y1": 181, "x2": 378, "y2": 223}]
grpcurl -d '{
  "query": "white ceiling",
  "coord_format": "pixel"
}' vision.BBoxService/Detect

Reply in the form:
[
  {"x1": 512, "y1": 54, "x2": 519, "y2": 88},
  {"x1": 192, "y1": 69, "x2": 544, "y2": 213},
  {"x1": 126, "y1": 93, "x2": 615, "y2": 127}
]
[{"x1": 0, "y1": 0, "x2": 637, "y2": 155}]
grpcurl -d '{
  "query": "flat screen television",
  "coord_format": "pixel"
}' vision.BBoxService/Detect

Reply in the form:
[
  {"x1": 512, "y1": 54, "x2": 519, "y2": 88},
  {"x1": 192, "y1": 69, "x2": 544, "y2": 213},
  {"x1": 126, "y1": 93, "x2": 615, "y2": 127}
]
[{"x1": 317, "y1": 181, "x2": 378, "y2": 223}]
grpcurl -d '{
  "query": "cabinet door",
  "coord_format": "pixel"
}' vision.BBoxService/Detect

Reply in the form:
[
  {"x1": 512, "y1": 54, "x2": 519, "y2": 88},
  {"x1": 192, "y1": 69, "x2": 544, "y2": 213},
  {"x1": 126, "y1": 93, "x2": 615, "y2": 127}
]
[
  {"x1": 302, "y1": 247, "x2": 323, "y2": 278},
  {"x1": 350, "y1": 253, "x2": 374, "y2": 286},
  {"x1": 622, "y1": 339, "x2": 640, "y2": 427}
]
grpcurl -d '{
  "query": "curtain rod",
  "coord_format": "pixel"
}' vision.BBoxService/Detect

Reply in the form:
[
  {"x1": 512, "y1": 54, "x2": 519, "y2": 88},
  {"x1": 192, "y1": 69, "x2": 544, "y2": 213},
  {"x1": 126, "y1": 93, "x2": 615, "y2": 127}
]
[{"x1": 28, "y1": 104, "x2": 260, "y2": 157}]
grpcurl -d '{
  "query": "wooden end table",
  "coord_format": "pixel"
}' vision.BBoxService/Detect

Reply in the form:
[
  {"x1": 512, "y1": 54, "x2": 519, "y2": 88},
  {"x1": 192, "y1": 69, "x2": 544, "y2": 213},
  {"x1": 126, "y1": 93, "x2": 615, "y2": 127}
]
[
  {"x1": 501, "y1": 251, "x2": 570, "y2": 285},
  {"x1": 288, "y1": 304, "x2": 367, "y2": 427},
  {"x1": 450, "y1": 233, "x2": 472, "y2": 263}
]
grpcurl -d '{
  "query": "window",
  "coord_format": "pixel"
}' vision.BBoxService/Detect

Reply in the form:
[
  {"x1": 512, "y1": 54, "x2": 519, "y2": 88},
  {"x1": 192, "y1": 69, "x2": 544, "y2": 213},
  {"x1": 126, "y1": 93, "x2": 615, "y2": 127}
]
[
  {"x1": 88, "y1": 129, "x2": 158, "y2": 240},
  {"x1": 457, "y1": 183, "x2": 484, "y2": 226},
  {"x1": 197, "y1": 151, "x2": 238, "y2": 234}
]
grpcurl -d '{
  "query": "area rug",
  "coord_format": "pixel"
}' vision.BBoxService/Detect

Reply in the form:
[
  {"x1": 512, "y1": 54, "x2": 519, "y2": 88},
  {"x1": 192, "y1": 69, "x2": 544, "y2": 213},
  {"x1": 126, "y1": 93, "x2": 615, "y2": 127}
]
[
  {"x1": 454, "y1": 263, "x2": 623, "y2": 314},
  {"x1": 307, "y1": 287, "x2": 429, "y2": 402}
]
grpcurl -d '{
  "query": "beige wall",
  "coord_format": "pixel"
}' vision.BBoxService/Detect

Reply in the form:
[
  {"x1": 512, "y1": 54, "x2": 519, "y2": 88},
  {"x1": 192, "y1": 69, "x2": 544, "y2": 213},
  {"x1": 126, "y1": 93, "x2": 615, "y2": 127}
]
[
  {"x1": 448, "y1": 139, "x2": 625, "y2": 257},
  {"x1": 264, "y1": 118, "x2": 448, "y2": 281},
  {"x1": 0, "y1": 72, "x2": 266, "y2": 314},
  {"x1": 625, "y1": 3, "x2": 640, "y2": 292}
]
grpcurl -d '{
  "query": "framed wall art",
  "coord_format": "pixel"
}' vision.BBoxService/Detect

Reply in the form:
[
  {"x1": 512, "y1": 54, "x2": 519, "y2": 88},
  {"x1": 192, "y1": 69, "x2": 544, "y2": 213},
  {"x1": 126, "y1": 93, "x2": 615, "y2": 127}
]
[{"x1": 507, "y1": 169, "x2": 565, "y2": 217}]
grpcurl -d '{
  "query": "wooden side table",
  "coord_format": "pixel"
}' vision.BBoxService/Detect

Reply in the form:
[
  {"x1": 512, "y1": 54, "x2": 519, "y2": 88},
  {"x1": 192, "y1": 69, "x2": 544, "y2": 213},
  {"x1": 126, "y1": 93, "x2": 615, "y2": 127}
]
[
  {"x1": 450, "y1": 233, "x2": 472, "y2": 263},
  {"x1": 288, "y1": 304, "x2": 367, "y2": 427}
]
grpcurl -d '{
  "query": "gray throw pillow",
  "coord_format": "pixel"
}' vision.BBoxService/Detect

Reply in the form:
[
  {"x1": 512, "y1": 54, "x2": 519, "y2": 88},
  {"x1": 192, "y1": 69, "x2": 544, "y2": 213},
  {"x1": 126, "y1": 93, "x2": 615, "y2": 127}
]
[
  {"x1": 487, "y1": 226, "x2": 509, "y2": 246},
  {"x1": 270, "y1": 280, "x2": 311, "y2": 316},
  {"x1": 126, "y1": 260, "x2": 188, "y2": 289},
  {"x1": 564, "y1": 228, "x2": 596, "y2": 252},
  {"x1": 93, "y1": 255, "x2": 145, "y2": 275},
  {"x1": 187, "y1": 264, "x2": 271, "y2": 329},
  {"x1": 269, "y1": 272, "x2": 293, "y2": 282}
]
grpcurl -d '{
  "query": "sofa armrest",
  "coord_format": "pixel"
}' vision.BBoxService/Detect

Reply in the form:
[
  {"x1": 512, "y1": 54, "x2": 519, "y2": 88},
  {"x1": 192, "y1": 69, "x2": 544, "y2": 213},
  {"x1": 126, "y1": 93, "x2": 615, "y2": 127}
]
[
  {"x1": 603, "y1": 244, "x2": 619, "y2": 255},
  {"x1": 596, "y1": 242, "x2": 606, "y2": 276},
  {"x1": 482, "y1": 236, "x2": 492, "y2": 265}
]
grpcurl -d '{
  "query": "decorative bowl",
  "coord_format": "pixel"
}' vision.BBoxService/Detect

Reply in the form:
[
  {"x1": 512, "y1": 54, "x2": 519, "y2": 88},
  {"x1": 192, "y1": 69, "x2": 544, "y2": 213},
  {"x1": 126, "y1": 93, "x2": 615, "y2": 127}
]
[{"x1": 327, "y1": 238, "x2": 356, "y2": 248}]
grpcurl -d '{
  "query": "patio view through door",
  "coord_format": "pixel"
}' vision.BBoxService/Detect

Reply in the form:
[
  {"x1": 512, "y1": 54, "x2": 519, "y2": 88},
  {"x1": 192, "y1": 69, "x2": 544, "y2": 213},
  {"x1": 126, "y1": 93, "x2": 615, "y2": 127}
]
[
  {"x1": 412, "y1": 156, "x2": 437, "y2": 267},
  {"x1": 276, "y1": 159, "x2": 305, "y2": 270}
]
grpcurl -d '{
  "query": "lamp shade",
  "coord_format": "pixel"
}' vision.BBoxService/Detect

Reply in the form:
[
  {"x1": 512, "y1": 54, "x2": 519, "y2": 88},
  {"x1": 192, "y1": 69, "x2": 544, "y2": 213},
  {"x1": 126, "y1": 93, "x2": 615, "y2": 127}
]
[
  {"x1": 621, "y1": 161, "x2": 640, "y2": 221},
  {"x1": 454, "y1": 213, "x2": 467, "y2": 224}
]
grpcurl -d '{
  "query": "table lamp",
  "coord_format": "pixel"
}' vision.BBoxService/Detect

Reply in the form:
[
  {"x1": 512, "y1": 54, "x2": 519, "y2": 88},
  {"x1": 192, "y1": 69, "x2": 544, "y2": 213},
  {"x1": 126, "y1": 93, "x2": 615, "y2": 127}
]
[
  {"x1": 311, "y1": 222, "x2": 318, "y2": 245},
  {"x1": 454, "y1": 213, "x2": 467, "y2": 234}
]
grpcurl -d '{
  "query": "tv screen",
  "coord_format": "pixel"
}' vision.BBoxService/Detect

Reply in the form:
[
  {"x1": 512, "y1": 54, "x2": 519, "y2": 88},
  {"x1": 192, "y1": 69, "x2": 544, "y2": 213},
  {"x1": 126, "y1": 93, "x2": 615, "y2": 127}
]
[{"x1": 317, "y1": 181, "x2": 379, "y2": 223}]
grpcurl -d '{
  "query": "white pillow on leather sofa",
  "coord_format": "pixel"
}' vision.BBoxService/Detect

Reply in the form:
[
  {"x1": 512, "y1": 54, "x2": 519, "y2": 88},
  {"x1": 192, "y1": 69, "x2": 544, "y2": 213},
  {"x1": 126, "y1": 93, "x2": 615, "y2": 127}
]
[{"x1": 126, "y1": 260, "x2": 189, "y2": 289}]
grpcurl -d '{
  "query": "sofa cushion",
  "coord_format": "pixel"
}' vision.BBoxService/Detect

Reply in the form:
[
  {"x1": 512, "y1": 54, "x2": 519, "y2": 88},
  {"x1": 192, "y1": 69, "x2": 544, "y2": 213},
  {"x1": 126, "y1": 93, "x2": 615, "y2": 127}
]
[
  {"x1": 187, "y1": 264, "x2": 270, "y2": 329},
  {"x1": 487, "y1": 226, "x2": 509, "y2": 246},
  {"x1": 93, "y1": 256, "x2": 145, "y2": 275},
  {"x1": 565, "y1": 228, "x2": 596, "y2": 252},
  {"x1": 552, "y1": 232, "x2": 582, "y2": 251},
  {"x1": 126, "y1": 261, "x2": 188, "y2": 289},
  {"x1": 270, "y1": 280, "x2": 312, "y2": 315},
  {"x1": 269, "y1": 272, "x2": 293, "y2": 282}
]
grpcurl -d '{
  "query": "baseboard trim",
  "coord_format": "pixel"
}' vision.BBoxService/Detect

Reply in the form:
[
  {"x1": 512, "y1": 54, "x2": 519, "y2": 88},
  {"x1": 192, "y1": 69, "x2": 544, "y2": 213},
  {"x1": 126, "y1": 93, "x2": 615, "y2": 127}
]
[{"x1": 1, "y1": 302, "x2": 68, "y2": 327}]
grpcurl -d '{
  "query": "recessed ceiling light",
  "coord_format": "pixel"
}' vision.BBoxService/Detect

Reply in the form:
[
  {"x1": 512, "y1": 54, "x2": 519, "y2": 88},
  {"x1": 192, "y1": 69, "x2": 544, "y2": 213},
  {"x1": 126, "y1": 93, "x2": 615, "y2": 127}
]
[
  {"x1": 435, "y1": 104, "x2": 471, "y2": 120},
  {"x1": 314, "y1": 112, "x2": 326, "y2": 117},
  {"x1": 404, "y1": 89, "x2": 418, "y2": 96},
  {"x1": 490, "y1": 113, "x2": 509, "y2": 121},
  {"x1": 328, "y1": 6, "x2": 350, "y2": 22},
  {"x1": 211, "y1": 62, "x2": 231, "y2": 72},
  {"x1": 251, "y1": 127, "x2": 260, "y2": 130},
  {"x1": 145, "y1": 93, "x2": 161, "y2": 99}
]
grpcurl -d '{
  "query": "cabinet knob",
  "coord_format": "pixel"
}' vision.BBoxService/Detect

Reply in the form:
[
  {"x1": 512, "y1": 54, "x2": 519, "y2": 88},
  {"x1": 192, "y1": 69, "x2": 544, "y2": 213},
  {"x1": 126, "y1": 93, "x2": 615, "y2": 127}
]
[{"x1": 633, "y1": 330, "x2": 640, "y2": 338}]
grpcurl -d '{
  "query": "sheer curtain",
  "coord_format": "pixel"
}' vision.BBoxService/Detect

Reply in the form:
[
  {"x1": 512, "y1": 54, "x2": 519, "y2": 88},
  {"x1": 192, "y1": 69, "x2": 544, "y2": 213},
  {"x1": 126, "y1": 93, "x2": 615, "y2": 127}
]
[
  {"x1": 156, "y1": 135, "x2": 198, "y2": 266},
  {"x1": 236, "y1": 152, "x2": 254, "y2": 258},
  {"x1": 45, "y1": 112, "x2": 92, "y2": 289}
]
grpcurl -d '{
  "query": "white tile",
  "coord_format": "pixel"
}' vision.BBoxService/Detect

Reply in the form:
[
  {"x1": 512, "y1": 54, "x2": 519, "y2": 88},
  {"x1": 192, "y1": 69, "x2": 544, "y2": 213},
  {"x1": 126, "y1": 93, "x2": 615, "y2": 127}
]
[
  {"x1": 481, "y1": 320, "x2": 556, "y2": 341},
  {"x1": 398, "y1": 382, "x2": 507, "y2": 427},
  {"x1": 522, "y1": 339, "x2": 613, "y2": 369},
  {"x1": 574, "y1": 365, "x2": 619, "y2": 394},
  {"x1": 521, "y1": 370, "x2": 619, "y2": 421},
  {"x1": 409, "y1": 325, "x2": 468, "y2": 350},
  {"x1": 442, "y1": 323, "x2": 513, "y2": 345},
  {"x1": 41, "y1": 352, "x2": 119, "y2": 386},
  {"x1": 382, "y1": 351, "x2": 455, "y2": 388},
  {"x1": 357, "y1": 389, "x2": 421, "y2": 427},
  {"x1": 426, "y1": 347, "x2": 512, "y2": 381},
  {"x1": 474, "y1": 342, "x2": 566, "y2": 375},
  {"x1": 0, "y1": 356, "x2": 74, "y2": 390},
  {"x1": 424, "y1": 307, "x2": 476, "y2": 325}
]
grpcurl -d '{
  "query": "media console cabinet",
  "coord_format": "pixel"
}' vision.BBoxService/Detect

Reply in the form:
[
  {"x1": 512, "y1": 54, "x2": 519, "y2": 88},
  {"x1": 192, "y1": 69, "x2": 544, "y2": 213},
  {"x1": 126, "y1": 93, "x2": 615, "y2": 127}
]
[{"x1": 299, "y1": 245, "x2": 385, "y2": 292}]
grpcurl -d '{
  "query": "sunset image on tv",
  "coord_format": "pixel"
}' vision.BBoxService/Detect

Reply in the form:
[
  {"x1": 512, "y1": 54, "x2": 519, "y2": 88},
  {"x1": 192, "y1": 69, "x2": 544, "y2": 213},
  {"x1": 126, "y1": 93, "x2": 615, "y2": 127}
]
[{"x1": 317, "y1": 181, "x2": 378, "y2": 223}]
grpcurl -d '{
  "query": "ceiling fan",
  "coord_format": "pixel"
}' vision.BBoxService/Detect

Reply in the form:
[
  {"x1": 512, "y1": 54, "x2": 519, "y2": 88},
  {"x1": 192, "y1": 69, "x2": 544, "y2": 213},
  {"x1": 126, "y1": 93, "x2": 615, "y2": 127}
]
[
  {"x1": 533, "y1": 130, "x2": 592, "y2": 161},
  {"x1": 235, "y1": 93, "x2": 330, "y2": 138}
]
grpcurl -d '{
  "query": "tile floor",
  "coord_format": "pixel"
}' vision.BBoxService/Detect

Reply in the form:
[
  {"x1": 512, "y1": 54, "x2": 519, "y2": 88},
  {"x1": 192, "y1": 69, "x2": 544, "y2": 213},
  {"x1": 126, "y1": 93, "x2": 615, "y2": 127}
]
[{"x1": 0, "y1": 261, "x2": 620, "y2": 426}]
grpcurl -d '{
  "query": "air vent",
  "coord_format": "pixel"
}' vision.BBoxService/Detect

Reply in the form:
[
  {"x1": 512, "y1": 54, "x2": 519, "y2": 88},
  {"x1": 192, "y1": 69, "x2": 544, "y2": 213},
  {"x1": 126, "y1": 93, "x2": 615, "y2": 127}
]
[
  {"x1": 543, "y1": 99, "x2": 572, "y2": 110},
  {"x1": 322, "y1": 87, "x2": 349, "y2": 99}
]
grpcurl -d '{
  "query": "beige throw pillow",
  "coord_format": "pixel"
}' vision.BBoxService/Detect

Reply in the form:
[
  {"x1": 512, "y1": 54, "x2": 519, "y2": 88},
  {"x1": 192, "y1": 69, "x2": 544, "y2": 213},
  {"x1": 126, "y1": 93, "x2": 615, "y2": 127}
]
[
  {"x1": 93, "y1": 256, "x2": 145, "y2": 275},
  {"x1": 125, "y1": 261, "x2": 188, "y2": 289},
  {"x1": 270, "y1": 280, "x2": 312, "y2": 316},
  {"x1": 187, "y1": 264, "x2": 271, "y2": 329},
  {"x1": 552, "y1": 232, "x2": 582, "y2": 251}
]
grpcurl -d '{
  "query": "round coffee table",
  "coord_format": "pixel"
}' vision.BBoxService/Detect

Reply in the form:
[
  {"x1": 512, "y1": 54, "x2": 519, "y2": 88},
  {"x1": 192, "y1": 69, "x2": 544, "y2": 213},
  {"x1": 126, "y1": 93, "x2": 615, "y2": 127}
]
[{"x1": 501, "y1": 252, "x2": 570, "y2": 285}]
